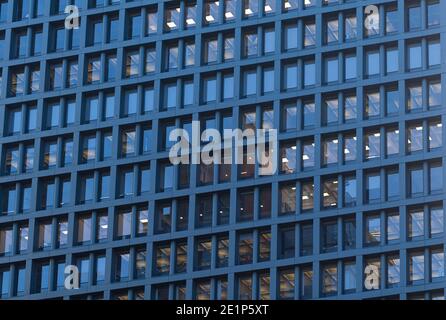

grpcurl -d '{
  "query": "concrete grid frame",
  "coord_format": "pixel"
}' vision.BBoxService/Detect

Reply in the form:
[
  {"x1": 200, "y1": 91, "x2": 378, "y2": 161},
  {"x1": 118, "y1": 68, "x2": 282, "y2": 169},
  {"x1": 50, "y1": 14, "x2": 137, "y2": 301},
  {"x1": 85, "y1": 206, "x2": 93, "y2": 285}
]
[{"x1": 0, "y1": 0, "x2": 444, "y2": 300}]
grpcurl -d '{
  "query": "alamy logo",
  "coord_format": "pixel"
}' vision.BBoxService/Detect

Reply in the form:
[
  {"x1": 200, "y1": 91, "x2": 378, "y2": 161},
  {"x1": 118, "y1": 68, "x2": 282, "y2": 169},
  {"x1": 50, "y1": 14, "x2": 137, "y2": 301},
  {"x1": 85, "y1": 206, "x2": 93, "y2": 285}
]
[
  {"x1": 65, "y1": 5, "x2": 80, "y2": 30},
  {"x1": 364, "y1": 5, "x2": 379, "y2": 32},
  {"x1": 64, "y1": 265, "x2": 80, "y2": 290},
  {"x1": 364, "y1": 264, "x2": 380, "y2": 290},
  {"x1": 168, "y1": 121, "x2": 278, "y2": 176}
]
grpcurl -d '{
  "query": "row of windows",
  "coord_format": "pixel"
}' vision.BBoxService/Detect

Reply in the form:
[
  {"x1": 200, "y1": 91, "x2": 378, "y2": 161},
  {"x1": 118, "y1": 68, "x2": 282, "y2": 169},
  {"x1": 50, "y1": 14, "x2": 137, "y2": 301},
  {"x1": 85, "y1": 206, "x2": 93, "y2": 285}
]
[
  {"x1": 6, "y1": 2, "x2": 440, "y2": 63},
  {"x1": 5, "y1": 32, "x2": 440, "y2": 98},
  {"x1": 0, "y1": 184, "x2": 444, "y2": 256},
  {"x1": 0, "y1": 242, "x2": 444, "y2": 299},
  {"x1": 0, "y1": 140, "x2": 442, "y2": 213},
  {"x1": 2, "y1": 110, "x2": 442, "y2": 173},
  {"x1": 2, "y1": 0, "x2": 440, "y2": 36}
]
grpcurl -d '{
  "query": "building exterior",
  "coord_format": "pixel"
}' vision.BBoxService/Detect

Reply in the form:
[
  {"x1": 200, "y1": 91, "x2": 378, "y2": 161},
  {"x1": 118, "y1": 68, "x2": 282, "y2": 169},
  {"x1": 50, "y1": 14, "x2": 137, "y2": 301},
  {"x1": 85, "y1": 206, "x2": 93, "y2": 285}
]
[{"x1": 0, "y1": 0, "x2": 444, "y2": 300}]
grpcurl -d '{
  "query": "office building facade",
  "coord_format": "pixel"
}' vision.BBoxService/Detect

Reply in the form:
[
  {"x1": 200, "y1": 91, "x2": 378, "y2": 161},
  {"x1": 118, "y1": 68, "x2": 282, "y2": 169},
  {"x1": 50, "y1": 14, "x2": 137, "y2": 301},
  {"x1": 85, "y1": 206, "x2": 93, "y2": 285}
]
[{"x1": 0, "y1": 0, "x2": 444, "y2": 300}]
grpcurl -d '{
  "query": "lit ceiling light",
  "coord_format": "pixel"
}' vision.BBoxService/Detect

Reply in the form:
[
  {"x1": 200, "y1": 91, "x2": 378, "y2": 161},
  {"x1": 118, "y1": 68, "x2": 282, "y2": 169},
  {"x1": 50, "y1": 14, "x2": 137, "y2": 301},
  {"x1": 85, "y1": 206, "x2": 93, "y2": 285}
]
[
  {"x1": 303, "y1": 154, "x2": 310, "y2": 160},
  {"x1": 225, "y1": 11, "x2": 234, "y2": 18},
  {"x1": 206, "y1": 15, "x2": 215, "y2": 22},
  {"x1": 291, "y1": 146, "x2": 297, "y2": 150},
  {"x1": 175, "y1": 7, "x2": 181, "y2": 12},
  {"x1": 282, "y1": 158, "x2": 289, "y2": 163},
  {"x1": 264, "y1": 4, "x2": 272, "y2": 11},
  {"x1": 323, "y1": 192, "x2": 329, "y2": 197},
  {"x1": 374, "y1": 133, "x2": 380, "y2": 137},
  {"x1": 344, "y1": 148, "x2": 350, "y2": 154},
  {"x1": 186, "y1": 18, "x2": 196, "y2": 25},
  {"x1": 245, "y1": 8, "x2": 253, "y2": 15},
  {"x1": 100, "y1": 225, "x2": 108, "y2": 229},
  {"x1": 302, "y1": 195, "x2": 309, "y2": 200},
  {"x1": 140, "y1": 218, "x2": 149, "y2": 224},
  {"x1": 416, "y1": 126, "x2": 423, "y2": 131},
  {"x1": 167, "y1": 21, "x2": 177, "y2": 28},
  {"x1": 284, "y1": 1, "x2": 291, "y2": 8}
]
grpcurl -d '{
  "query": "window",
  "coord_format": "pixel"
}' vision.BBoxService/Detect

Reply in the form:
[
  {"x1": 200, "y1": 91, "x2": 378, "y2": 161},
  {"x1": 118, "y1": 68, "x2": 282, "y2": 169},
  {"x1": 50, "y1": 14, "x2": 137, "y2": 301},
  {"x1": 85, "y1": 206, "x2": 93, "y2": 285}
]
[
  {"x1": 428, "y1": 40, "x2": 440, "y2": 67},
  {"x1": 343, "y1": 218, "x2": 356, "y2": 250},
  {"x1": 387, "y1": 255, "x2": 400, "y2": 286},
  {"x1": 321, "y1": 220, "x2": 337, "y2": 252},
  {"x1": 244, "y1": 31, "x2": 258, "y2": 57},
  {"x1": 408, "y1": 43, "x2": 422, "y2": 70},
  {"x1": 409, "y1": 209, "x2": 424, "y2": 238},
  {"x1": 238, "y1": 233, "x2": 253, "y2": 264},
  {"x1": 427, "y1": 0, "x2": 440, "y2": 27},
  {"x1": 345, "y1": 54, "x2": 356, "y2": 80},
  {"x1": 409, "y1": 167, "x2": 424, "y2": 196},
  {"x1": 326, "y1": 18, "x2": 339, "y2": 43},
  {"x1": 77, "y1": 214, "x2": 92, "y2": 244},
  {"x1": 343, "y1": 262, "x2": 356, "y2": 293},
  {"x1": 365, "y1": 215, "x2": 380, "y2": 245},
  {"x1": 365, "y1": 131, "x2": 380, "y2": 159},
  {"x1": 366, "y1": 173, "x2": 381, "y2": 202},
  {"x1": 385, "y1": 6, "x2": 398, "y2": 34},
  {"x1": 284, "y1": 63, "x2": 297, "y2": 90},
  {"x1": 323, "y1": 137, "x2": 338, "y2": 165},
  {"x1": 407, "y1": 84, "x2": 422, "y2": 111},
  {"x1": 280, "y1": 185, "x2": 296, "y2": 215},
  {"x1": 322, "y1": 264, "x2": 337, "y2": 296},
  {"x1": 304, "y1": 60, "x2": 316, "y2": 87},
  {"x1": 244, "y1": 69, "x2": 257, "y2": 96},
  {"x1": 430, "y1": 163, "x2": 443, "y2": 193},
  {"x1": 408, "y1": 3, "x2": 421, "y2": 30},
  {"x1": 325, "y1": 56, "x2": 338, "y2": 83},
  {"x1": 431, "y1": 249, "x2": 444, "y2": 280},
  {"x1": 117, "y1": 209, "x2": 132, "y2": 239},
  {"x1": 387, "y1": 170, "x2": 399, "y2": 200},
  {"x1": 322, "y1": 179, "x2": 338, "y2": 208},
  {"x1": 428, "y1": 81, "x2": 441, "y2": 107},
  {"x1": 386, "y1": 87, "x2": 399, "y2": 115},
  {"x1": 387, "y1": 213, "x2": 400, "y2": 242},
  {"x1": 407, "y1": 123, "x2": 423, "y2": 153},
  {"x1": 302, "y1": 141, "x2": 315, "y2": 170},
  {"x1": 344, "y1": 176, "x2": 357, "y2": 206},
  {"x1": 285, "y1": 23, "x2": 298, "y2": 50},
  {"x1": 345, "y1": 15, "x2": 357, "y2": 40},
  {"x1": 304, "y1": 22, "x2": 316, "y2": 47},
  {"x1": 279, "y1": 269, "x2": 295, "y2": 300},
  {"x1": 279, "y1": 227, "x2": 295, "y2": 259},
  {"x1": 409, "y1": 252, "x2": 424, "y2": 283},
  {"x1": 386, "y1": 47, "x2": 398, "y2": 73},
  {"x1": 365, "y1": 91, "x2": 381, "y2": 117},
  {"x1": 366, "y1": 50, "x2": 380, "y2": 76}
]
